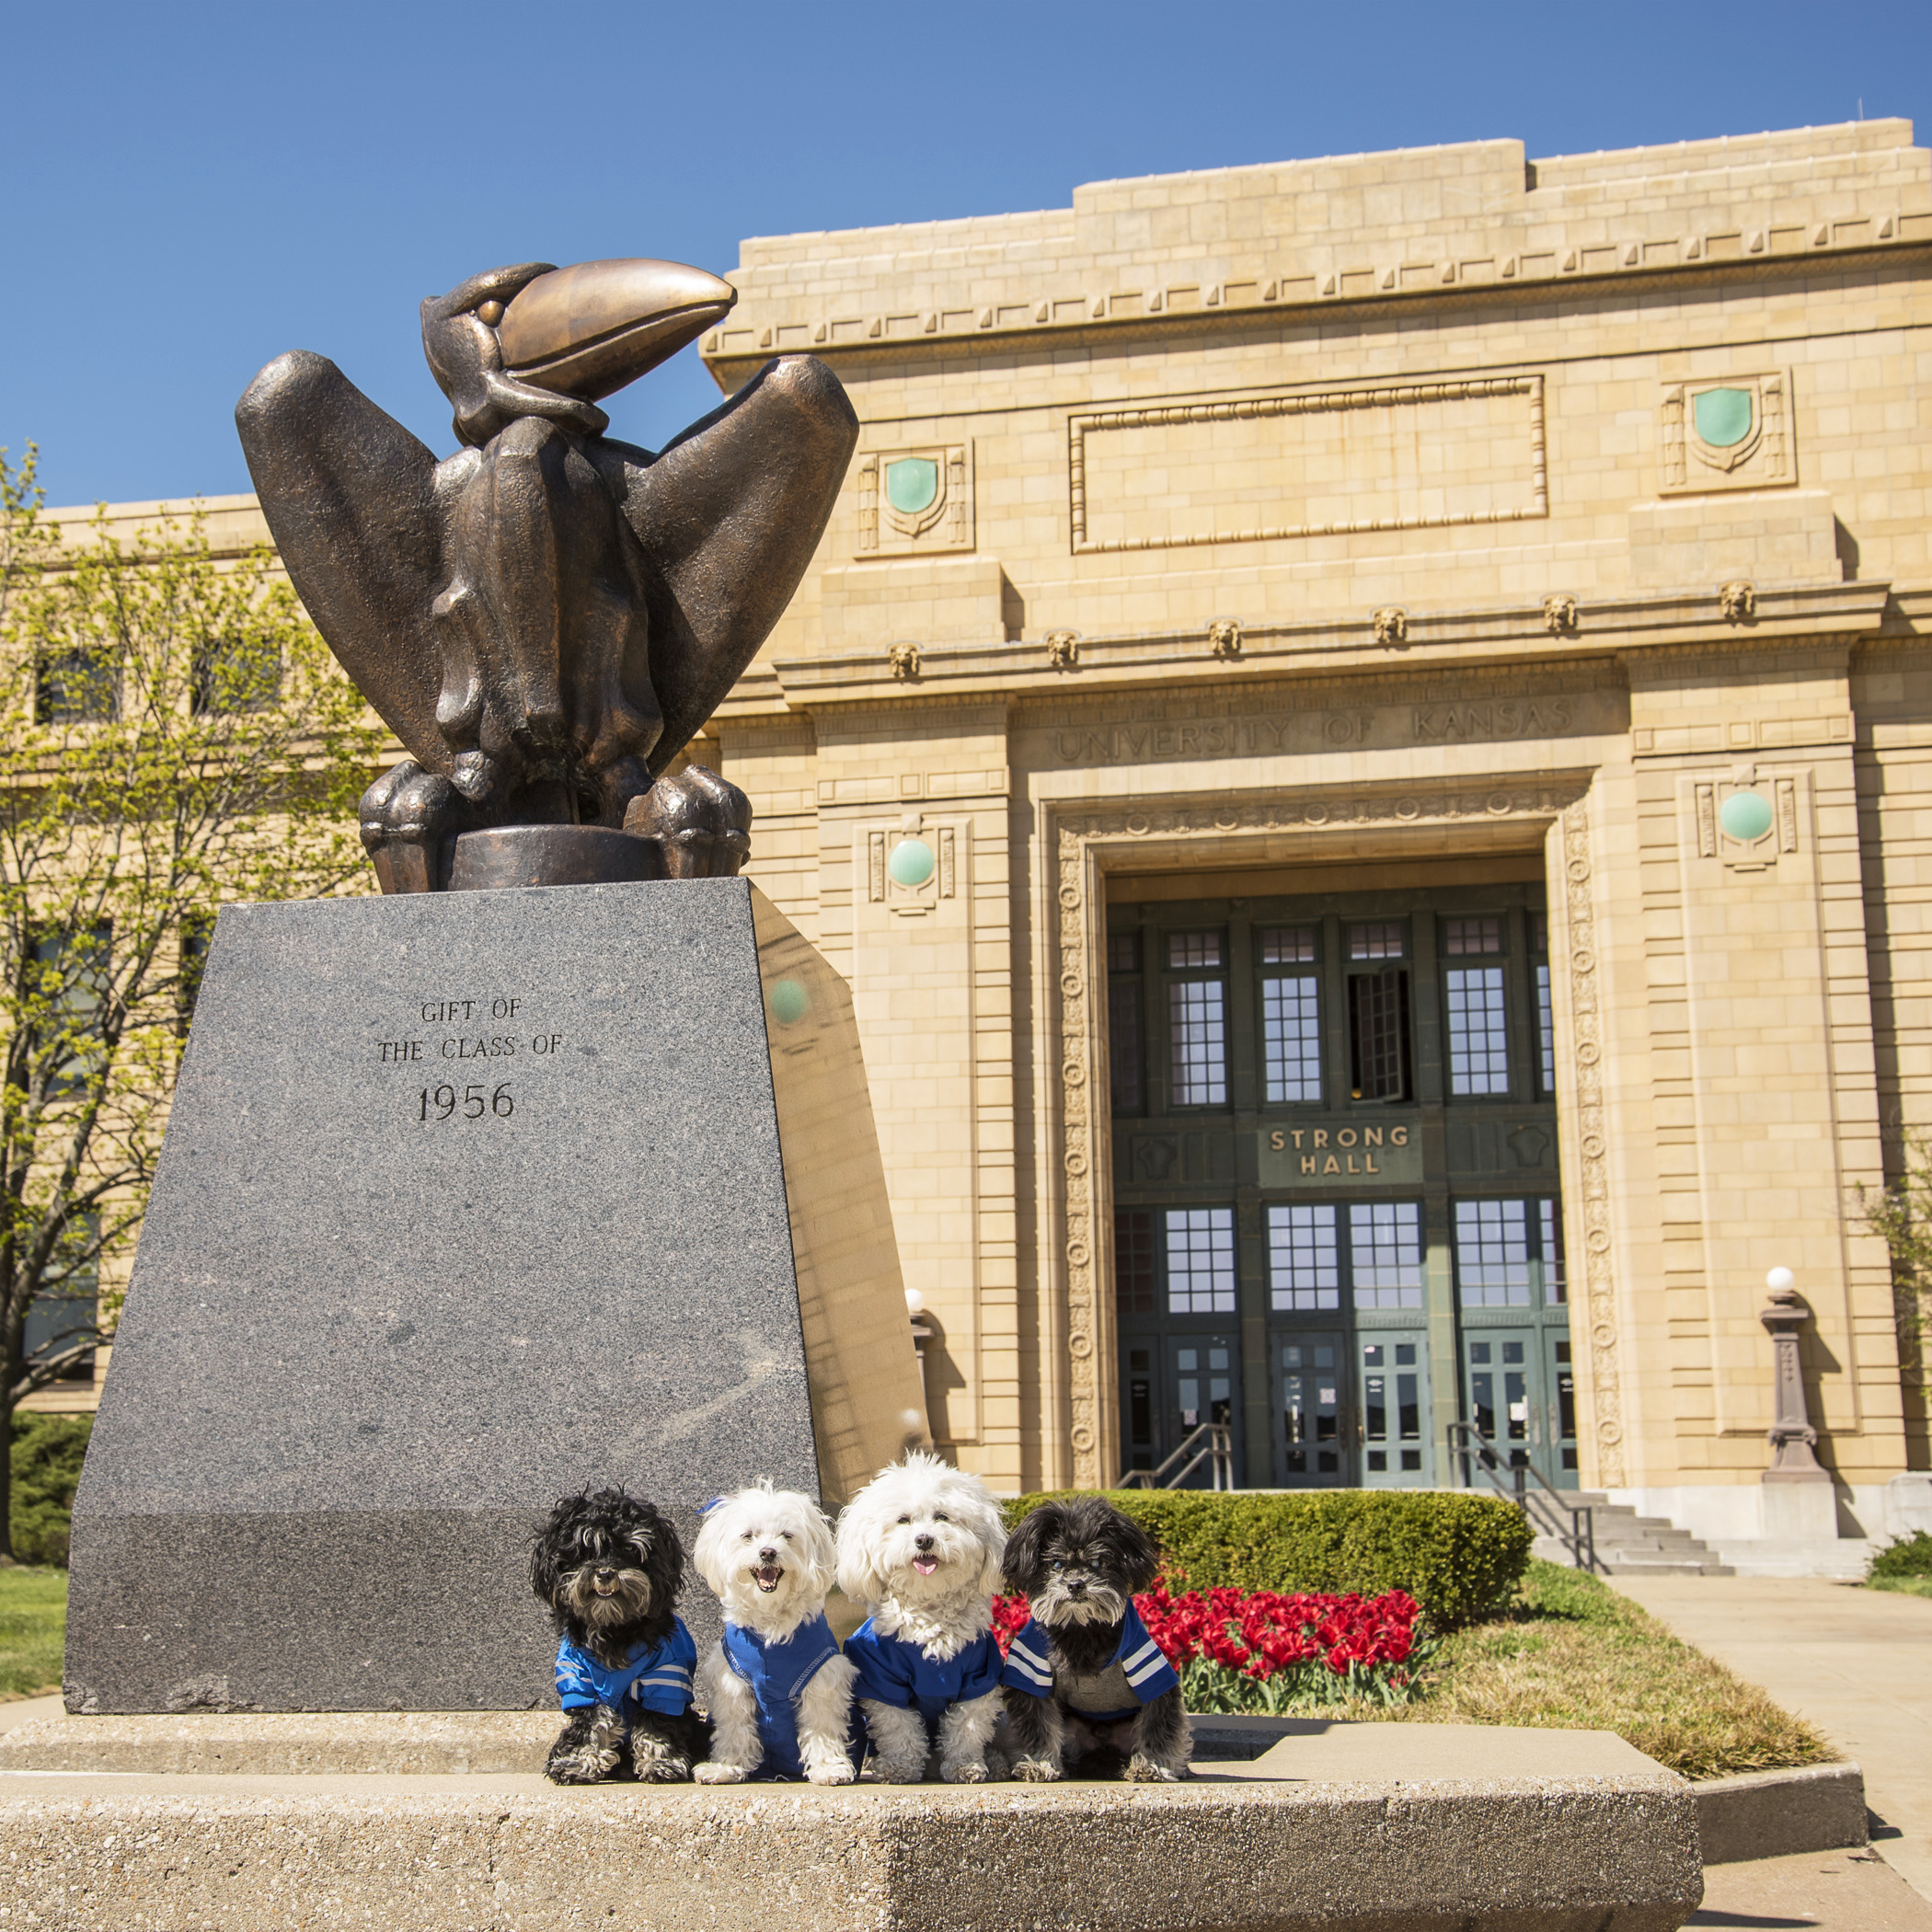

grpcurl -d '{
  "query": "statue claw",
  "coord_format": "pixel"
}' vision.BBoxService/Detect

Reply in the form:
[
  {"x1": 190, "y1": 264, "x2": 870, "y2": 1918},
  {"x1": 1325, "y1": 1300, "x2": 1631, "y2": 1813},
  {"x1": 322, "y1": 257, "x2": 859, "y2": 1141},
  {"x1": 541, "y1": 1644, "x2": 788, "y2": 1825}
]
[
  {"x1": 360, "y1": 761, "x2": 475, "y2": 894},
  {"x1": 624, "y1": 766, "x2": 753, "y2": 879}
]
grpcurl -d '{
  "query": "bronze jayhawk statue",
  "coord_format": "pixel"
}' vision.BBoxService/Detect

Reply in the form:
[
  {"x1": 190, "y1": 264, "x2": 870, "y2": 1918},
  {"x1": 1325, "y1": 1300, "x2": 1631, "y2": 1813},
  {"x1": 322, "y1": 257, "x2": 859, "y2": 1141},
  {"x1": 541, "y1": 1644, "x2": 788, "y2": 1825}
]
[{"x1": 236, "y1": 259, "x2": 856, "y2": 891}]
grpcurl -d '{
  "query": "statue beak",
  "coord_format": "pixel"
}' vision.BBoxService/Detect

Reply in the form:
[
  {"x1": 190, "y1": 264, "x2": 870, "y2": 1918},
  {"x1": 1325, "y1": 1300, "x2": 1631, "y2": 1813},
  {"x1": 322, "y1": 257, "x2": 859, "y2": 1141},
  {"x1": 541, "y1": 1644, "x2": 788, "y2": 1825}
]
[{"x1": 497, "y1": 259, "x2": 738, "y2": 405}]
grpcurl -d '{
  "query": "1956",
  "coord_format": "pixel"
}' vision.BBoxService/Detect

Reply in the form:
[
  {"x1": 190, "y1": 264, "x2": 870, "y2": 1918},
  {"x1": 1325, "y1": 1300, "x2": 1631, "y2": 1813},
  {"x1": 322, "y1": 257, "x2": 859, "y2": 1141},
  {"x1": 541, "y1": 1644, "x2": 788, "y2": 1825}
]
[{"x1": 418, "y1": 1083, "x2": 513, "y2": 1121}]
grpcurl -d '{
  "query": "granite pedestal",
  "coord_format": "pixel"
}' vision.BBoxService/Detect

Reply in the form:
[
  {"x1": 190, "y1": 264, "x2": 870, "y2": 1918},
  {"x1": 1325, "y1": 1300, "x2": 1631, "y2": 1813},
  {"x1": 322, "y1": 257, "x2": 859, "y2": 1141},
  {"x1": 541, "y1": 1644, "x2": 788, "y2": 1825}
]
[{"x1": 64, "y1": 879, "x2": 925, "y2": 1715}]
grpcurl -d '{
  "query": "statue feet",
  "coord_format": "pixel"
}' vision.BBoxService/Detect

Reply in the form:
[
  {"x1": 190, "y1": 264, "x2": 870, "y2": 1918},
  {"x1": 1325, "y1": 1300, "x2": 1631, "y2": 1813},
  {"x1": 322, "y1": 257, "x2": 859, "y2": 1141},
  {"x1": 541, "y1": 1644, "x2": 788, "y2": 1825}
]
[
  {"x1": 360, "y1": 761, "x2": 477, "y2": 894},
  {"x1": 624, "y1": 766, "x2": 752, "y2": 879},
  {"x1": 361, "y1": 760, "x2": 751, "y2": 892}
]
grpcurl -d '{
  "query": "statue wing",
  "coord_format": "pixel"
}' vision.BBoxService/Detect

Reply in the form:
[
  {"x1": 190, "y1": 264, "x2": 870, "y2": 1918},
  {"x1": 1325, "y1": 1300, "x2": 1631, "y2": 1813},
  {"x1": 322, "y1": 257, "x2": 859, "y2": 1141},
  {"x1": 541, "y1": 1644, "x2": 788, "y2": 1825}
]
[
  {"x1": 591, "y1": 356, "x2": 858, "y2": 773},
  {"x1": 235, "y1": 351, "x2": 452, "y2": 776}
]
